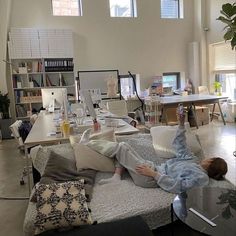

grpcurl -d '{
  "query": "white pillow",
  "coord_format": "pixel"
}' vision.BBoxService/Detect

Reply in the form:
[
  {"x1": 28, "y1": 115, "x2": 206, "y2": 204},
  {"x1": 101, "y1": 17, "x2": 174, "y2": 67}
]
[
  {"x1": 150, "y1": 124, "x2": 202, "y2": 159},
  {"x1": 73, "y1": 143, "x2": 115, "y2": 172}
]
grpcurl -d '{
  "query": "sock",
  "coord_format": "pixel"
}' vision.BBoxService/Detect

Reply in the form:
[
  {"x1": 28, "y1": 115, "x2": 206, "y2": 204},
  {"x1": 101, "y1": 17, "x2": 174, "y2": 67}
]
[
  {"x1": 98, "y1": 173, "x2": 121, "y2": 185},
  {"x1": 79, "y1": 128, "x2": 92, "y2": 144}
]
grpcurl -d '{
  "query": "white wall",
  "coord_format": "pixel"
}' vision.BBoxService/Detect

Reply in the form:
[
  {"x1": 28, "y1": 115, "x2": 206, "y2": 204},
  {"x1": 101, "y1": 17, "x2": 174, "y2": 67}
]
[
  {"x1": 206, "y1": 0, "x2": 236, "y2": 45},
  {"x1": 0, "y1": 0, "x2": 12, "y2": 94},
  {"x1": 9, "y1": 0, "x2": 194, "y2": 89}
]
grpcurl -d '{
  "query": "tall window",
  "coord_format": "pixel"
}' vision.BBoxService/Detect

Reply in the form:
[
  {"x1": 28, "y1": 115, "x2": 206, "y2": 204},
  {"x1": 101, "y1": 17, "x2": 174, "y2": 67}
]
[
  {"x1": 160, "y1": 0, "x2": 183, "y2": 19},
  {"x1": 120, "y1": 74, "x2": 140, "y2": 98},
  {"x1": 211, "y1": 42, "x2": 236, "y2": 101},
  {"x1": 215, "y1": 74, "x2": 236, "y2": 101},
  {"x1": 109, "y1": 0, "x2": 137, "y2": 17},
  {"x1": 163, "y1": 72, "x2": 180, "y2": 91},
  {"x1": 52, "y1": 0, "x2": 82, "y2": 16}
]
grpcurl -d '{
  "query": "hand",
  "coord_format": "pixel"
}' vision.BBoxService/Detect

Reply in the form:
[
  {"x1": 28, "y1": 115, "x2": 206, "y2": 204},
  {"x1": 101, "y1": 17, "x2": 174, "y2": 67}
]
[{"x1": 135, "y1": 164, "x2": 158, "y2": 178}]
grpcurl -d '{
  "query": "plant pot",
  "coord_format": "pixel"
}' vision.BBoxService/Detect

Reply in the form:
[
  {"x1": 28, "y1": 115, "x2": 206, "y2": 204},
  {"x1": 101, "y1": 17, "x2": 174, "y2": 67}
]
[{"x1": 0, "y1": 118, "x2": 13, "y2": 139}]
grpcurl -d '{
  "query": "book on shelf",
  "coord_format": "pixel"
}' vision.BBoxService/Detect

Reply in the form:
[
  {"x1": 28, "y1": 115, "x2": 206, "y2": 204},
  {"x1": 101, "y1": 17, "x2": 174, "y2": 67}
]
[
  {"x1": 44, "y1": 58, "x2": 73, "y2": 72},
  {"x1": 46, "y1": 75, "x2": 54, "y2": 86},
  {"x1": 32, "y1": 61, "x2": 42, "y2": 73},
  {"x1": 61, "y1": 74, "x2": 67, "y2": 86},
  {"x1": 32, "y1": 79, "x2": 40, "y2": 87},
  {"x1": 16, "y1": 104, "x2": 27, "y2": 117}
]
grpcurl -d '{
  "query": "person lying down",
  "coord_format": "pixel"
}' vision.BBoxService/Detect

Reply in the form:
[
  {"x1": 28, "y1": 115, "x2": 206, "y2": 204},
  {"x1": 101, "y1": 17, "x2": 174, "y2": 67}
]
[{"x1": 79, "y1": 108, "x2": 228, "y2": 194}]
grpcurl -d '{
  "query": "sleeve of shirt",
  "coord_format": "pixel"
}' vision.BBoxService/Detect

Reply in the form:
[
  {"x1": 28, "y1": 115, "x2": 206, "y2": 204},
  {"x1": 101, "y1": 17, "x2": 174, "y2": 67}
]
[{"x1": 154, "y1": 172, "x2": 209, "y2": 194}]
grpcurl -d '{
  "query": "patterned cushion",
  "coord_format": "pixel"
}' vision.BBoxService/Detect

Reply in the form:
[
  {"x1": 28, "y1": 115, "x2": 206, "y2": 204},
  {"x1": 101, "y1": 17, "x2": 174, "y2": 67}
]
[{"x1": 34, "y1": 180, "x2": 93, "y2": 235}]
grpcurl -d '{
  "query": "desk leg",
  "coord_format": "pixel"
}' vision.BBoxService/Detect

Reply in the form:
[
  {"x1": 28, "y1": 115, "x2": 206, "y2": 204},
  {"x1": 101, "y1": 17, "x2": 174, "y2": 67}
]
[
  {"x1": 217, "y1": 101, "x2": 226, "y2": 125},
  {"x1": 211, "y1": 103, "x2": 216, "y2": 122},
  {"x1": 24, "y1": 145, "x2": 31, "y2": 196},
  {"x1": 192, "y1": 105, "x2": 199, "y2": 129}
]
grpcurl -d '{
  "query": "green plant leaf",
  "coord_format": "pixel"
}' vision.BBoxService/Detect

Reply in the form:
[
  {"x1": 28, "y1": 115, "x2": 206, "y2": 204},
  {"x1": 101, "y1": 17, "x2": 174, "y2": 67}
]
[
  {"x1": 222, "y1": 3, "x2": 234, "y2": 17},
  {"x1": 219, "y1": 10, "x2": 231, "y2": 19},
  {"x1": 231, "y1": 34, "x2": 236, "y2": 50},
  {"x1": 217, "y1": 16, "x2": 232, "y2": 25},
  {"x1": 224, "y1": 30, "x2": 234, "y2": 40}
]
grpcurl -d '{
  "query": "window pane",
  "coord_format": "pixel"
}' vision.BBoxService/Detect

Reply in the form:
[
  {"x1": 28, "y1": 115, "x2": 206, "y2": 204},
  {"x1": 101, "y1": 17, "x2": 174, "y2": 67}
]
[
  {"x1": 109, "y1": 0, "x2": 136, "y2": 17},
  {"x1": 216, "y1": 74, "x2": 236, "y2": 101},
  {"x1": 120, "y1": 76, "x2": 135, "y2": 98},
  {"x1": 161, "y1": 0, "x2": 180, "y2": 19},
  {"x1": 52, "y1": 0, "x2": 82, "y2": 16},
  {"x1": 163, "y1": 75, "x2": 178, "y2": 90}
]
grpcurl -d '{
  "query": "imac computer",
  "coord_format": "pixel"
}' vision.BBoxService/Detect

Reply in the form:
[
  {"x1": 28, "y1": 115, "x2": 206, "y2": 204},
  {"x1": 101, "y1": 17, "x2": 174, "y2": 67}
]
[
  {"x1": 41, "y1": 88, "x2": 68, "y2": 114},
  {"x1": 79, "y1": 89, "x2": 97, "y2": 119}
]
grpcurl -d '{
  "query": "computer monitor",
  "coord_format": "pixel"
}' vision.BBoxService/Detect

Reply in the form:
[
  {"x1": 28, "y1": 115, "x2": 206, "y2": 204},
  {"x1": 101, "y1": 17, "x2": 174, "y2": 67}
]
[
  {"x1": 79, "y1": 89, "x2": 97, "y2": 119},
  {"x1": 41, "y1": 88, "x2": 68, "y2": 113}
]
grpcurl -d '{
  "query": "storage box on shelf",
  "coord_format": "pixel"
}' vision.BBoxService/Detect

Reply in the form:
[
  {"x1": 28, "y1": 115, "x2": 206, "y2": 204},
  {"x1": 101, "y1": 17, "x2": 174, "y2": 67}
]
[{"x1": 10, "y1": 58, "x2": 76, "y2": 119}]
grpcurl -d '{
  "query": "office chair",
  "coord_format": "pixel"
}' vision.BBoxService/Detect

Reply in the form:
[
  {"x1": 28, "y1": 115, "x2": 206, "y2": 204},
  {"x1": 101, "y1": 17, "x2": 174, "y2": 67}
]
[
  {"x1": 106, "y1": 100, "x2": 129, "y2": 117},
  {"x1": 9, "y1": 120, "x2": 24, "y2": 149},
  {"x1": 9, "y1": 120, "x2": 33, "y2": 185},
  {"x1": 106, "y1": 100, "x2": 137, "y2": 127}
]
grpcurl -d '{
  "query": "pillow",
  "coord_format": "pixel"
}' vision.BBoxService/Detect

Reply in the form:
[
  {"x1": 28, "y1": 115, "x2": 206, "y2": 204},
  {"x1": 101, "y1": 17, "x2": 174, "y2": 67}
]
[
  {"x1": 37, "y1": 151, "x2": 96, "y2": 202},
  {"x1": 150, "y1": 125, "x2": 202, "y2": 159},
  {"x1": 33, "y1": 180, "x2": 93, "y2": 235},
  {"x1": 73, "y1": 143, "x2": 115, "y2": 172},
  {"x1": 69, "y1": 135, "x2": 81, "y2": 146},
  {"x1": 89, "y1": 128, "x2": 116, "y2": 142},
  {"x1": 69, "y1": 128, "x2": 116, "y2": 146}
]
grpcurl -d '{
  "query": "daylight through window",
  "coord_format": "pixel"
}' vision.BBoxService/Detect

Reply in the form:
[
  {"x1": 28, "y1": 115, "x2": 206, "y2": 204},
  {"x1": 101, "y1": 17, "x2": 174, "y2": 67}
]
[
  {"x1": 52, "y1": 0, "x2": 82, "y2": 16},
  {"x1": 109, "y1": 0, "x2": 137, "y2": 17},
  {"x1": 161, "y1": 0, "x2": 183, "y2": 19}
]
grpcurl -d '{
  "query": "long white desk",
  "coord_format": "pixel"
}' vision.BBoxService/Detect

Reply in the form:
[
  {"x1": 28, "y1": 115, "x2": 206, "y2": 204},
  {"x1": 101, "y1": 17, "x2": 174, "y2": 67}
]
[{"x1": 146, "y1": 94, "x2": 227, "y2": 128}]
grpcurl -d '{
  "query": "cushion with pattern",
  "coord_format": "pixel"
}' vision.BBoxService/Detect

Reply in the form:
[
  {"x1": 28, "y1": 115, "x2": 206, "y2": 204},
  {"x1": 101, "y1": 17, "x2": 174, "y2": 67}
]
[{"x1": 33, "y1": 180, "x2": 93, "y2": 235}]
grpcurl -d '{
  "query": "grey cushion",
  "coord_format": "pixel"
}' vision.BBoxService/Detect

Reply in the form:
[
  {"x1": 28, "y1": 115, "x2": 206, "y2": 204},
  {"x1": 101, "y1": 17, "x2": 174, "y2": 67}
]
[{"x1": 36, "y1": 151, "x2": 96, "y2": 202}]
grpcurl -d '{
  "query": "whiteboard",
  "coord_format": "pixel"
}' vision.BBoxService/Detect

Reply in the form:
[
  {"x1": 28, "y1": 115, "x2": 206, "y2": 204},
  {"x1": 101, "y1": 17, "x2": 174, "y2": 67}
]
[{"x1": 78, "y1": 70, "x2": 120, "y2": 94}]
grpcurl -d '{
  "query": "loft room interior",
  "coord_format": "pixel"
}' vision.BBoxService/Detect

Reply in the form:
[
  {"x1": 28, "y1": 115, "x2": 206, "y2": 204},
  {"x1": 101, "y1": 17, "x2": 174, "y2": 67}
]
[{"x1": 0, "y1": 0, "x2": 235, "y2": 236}]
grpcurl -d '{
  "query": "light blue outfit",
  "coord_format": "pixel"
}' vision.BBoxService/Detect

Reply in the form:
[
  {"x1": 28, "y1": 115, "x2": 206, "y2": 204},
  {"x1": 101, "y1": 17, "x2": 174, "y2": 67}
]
[
  {"x1": 154, "y1": 126, "x2": 209, "y2": 193},
  {"x1": 87, "y1": 125, "x2": 209, "y2": 194}
]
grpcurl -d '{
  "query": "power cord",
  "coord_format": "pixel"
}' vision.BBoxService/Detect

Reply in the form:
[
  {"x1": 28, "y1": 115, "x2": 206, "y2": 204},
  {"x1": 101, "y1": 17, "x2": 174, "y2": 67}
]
[{"x1": 0, "y1": 196, "x2": 29, "y2": 200}]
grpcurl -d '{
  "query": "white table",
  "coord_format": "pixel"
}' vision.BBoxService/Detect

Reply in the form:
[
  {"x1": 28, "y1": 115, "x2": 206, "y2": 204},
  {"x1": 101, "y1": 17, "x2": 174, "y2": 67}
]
[{"x1": 145, "y1": 94, "x2": 228, "y2": 128}]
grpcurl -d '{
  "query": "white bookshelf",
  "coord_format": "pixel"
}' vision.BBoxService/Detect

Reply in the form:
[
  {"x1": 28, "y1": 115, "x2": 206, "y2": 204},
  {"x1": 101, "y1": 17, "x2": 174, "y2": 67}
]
[{"x1": 8, "y1": 28, "x2": 76, "y2": 119}]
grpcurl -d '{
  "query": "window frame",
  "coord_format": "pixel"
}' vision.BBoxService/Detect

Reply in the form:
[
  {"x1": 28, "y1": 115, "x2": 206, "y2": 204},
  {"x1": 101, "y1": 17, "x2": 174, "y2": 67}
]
[
  {"x1": 109, "y1": 0, "x2": 137, "y2": 18},
  {"x1": 160, "y1": 0, "x2": 184, "y2": 19},
  {"x1": 51, "y1": 0, "x2": 83, "y2": 17}
]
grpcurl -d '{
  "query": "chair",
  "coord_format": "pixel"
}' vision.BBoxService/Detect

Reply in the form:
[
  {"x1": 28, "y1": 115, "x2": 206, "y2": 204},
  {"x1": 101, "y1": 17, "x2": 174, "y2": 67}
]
[
  {"x1": 9, "y1": 120, "x2": 24, "y2": 149},
  {"x1": 198, "y1": 86, "x2": 210, "y2": 95},
  {"x1": 106, "y1": 100, "x2": 137, "y2": 127},
  {"x1": 9, "y1": 120, "x2": 32, "y2": 185},
  {"x1": 106, "y1": 100, "x2": 129, "y2": 117}
]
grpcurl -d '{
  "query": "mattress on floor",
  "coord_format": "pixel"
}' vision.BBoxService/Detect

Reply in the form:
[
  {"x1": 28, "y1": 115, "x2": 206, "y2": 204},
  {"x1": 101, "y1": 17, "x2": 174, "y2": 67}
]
[
  {"x1": 24, "y1": 134, "x2": 234, "y2": 235},
  {"x1": 90, "y1": 172, "x2": 175, "y2": 229}
]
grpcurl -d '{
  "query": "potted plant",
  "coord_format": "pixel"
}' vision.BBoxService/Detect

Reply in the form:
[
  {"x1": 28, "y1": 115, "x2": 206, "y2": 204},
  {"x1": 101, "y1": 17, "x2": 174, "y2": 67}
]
[
  {"x1": 0, "y1": 91, "x2": 12, "y2": 139},
  {"x1": 0, "y1": 91, "x2": 10, "y2": 119},
  {"x1": 213, "y1": 81, "x2": 222, "y2": 96},
  {"x1": 217, "y1": 2, "x2": 236, "y2": 50}
]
